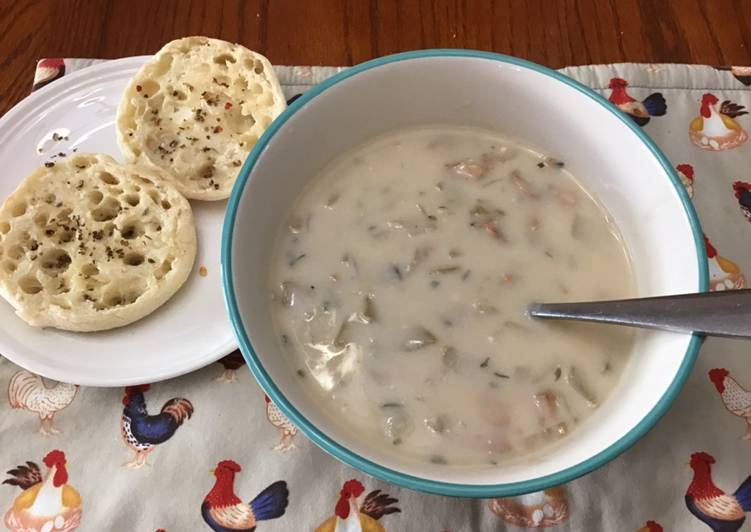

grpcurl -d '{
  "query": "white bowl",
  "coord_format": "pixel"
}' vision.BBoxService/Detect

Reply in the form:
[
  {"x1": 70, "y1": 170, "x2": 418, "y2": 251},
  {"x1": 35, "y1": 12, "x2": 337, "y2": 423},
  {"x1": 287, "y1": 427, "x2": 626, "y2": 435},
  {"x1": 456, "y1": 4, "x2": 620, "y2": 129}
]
[{"x1": 222, "y1": 50, "x2": 707, "y2": 497}]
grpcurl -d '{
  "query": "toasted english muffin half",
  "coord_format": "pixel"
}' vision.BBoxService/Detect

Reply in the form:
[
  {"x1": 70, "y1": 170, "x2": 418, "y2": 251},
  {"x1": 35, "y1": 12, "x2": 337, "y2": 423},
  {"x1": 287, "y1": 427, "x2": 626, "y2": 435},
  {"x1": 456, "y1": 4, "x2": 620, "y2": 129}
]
[
  {"x1": 116, "y1": 36, "x2": 286, "y2": 200},
  {"x1": 0, "y1": 154, "x2": 196, "y2": 331}
]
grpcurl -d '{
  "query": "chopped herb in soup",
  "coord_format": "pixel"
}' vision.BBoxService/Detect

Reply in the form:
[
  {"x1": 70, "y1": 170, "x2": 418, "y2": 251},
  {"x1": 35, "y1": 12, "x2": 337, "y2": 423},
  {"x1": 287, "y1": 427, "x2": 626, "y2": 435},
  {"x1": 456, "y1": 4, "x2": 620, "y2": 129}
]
[{"x1": 270, "y1": 126, "x2": 635, "y2": 466}]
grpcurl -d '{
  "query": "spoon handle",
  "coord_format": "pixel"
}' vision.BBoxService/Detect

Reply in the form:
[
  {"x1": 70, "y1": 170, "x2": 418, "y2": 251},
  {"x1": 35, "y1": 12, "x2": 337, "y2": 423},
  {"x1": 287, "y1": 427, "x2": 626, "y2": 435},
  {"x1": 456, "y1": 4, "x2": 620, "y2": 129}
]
[{"x1": 528, "y1": 289, "x2": 751, "y2": 338}]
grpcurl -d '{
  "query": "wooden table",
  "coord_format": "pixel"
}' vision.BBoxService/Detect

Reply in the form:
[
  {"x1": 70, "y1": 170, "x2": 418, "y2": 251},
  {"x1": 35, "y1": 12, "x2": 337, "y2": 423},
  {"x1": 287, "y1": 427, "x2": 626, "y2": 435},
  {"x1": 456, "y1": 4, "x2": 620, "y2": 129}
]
[{"x1": 2, "y1": 0, "x2": 751, "y2": 115}]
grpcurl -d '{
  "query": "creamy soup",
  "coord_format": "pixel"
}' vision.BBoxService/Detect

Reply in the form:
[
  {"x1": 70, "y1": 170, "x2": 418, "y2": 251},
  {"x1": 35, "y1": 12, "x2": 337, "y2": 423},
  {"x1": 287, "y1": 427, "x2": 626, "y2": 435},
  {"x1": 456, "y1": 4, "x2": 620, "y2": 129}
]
[{"x1": 270, "y1": 126, "x2": 635, "y2": 466}]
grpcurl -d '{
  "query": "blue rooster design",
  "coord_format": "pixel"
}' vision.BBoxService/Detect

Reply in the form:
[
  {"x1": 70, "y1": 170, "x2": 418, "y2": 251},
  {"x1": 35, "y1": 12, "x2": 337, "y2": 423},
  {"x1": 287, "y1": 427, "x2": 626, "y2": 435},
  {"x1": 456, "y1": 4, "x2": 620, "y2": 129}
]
[
  {"x1": 120, "y1": 384, "x2": 194, "y2": 468},
  {"x1": 608, "y1": 77, "x2": 667, "y2": 127},
  {"x1": 686, "y1": 451, "x2": 751, "y2": 531},
  {"x1": 202, "y1": 460, "x2": 288, "y2": 531}
]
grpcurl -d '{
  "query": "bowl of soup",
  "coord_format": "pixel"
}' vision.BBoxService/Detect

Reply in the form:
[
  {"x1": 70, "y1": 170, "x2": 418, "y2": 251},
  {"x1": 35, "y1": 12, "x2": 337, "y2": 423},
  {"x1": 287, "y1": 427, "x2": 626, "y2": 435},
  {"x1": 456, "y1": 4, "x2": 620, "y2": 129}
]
[{"x1": 221, "y1": 50, "x2": 707, "y2": 497}]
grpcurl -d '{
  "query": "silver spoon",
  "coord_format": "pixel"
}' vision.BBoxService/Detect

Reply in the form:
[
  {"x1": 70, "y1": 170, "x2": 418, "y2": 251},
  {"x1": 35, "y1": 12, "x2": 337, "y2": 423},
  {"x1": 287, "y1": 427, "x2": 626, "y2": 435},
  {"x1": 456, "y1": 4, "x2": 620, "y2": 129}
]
[{"x1": 528, "y1": 289, "x2": 751, "y2": 339}]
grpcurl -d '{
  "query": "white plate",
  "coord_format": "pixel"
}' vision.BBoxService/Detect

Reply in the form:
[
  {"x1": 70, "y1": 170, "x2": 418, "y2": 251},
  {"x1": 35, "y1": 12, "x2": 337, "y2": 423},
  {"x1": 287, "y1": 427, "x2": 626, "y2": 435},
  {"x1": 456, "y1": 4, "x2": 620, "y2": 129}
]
[{"x1": 0, "y1": 56, "x2": 237, "y2": 386}]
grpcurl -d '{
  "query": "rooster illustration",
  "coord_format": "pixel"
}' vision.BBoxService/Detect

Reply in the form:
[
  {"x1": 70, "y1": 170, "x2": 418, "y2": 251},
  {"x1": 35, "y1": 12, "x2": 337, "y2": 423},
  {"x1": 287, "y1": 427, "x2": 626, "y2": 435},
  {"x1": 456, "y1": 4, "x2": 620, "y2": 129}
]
[
  {"x1": 638, "y1": 521, "x2": 663, "y2": 532},
  {"x1": 32, "y1": 58, "x2": 65, "y2": 92},
  {"x1": 705, "y1": 235, "x2": 747, "y2": 292},
  {"x1": 488, "y1": 487, "x2": 569, "y2": 528},
  {"x1": 686, "y1": 451, "x2": 751, "y2": 531},
  {"x1": 732, "y1": 181, "x2": 751, "y2": 222},
  {"x1": 690, "y1": 93, "x2": 748, "y2": 150},
  {"x1": 709, "y1": 368, "x2": 751, "y2": 439},
  {"x1": 3, "y1": 450, "x2": 82, "y2": 532},
  {"x1": 264, "y1": 394, "x2": 298, "y2": 452},
  {"x1": 607, "y1": 78, "x2": 667, "y2": 126},
  {"x1": 315, "y1": 479, "x2": 401, "y2": 532},
  {"x1": 120, "y1": 384, "x2": 194, "y2": 469},
  {"x1": 676, "y1": 164, "x2": 695, "y2": 198},
  {"x1": 8, "y1": 370, "x2": 78, "y2": 435},
  {"x1": 215, "y1": 351, "x2": 246, "y2": 383},
  {"x1": 201, "y1": 460, "x2": 288, "y2": 531}
]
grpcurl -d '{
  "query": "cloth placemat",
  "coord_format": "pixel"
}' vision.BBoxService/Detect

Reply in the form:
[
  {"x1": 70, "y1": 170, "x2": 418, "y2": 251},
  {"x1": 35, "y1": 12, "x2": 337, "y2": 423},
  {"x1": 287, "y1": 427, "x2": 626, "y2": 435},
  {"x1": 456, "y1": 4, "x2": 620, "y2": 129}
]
[{"x1": 2, "y1": 58, "x2": 751, "y2": 532}]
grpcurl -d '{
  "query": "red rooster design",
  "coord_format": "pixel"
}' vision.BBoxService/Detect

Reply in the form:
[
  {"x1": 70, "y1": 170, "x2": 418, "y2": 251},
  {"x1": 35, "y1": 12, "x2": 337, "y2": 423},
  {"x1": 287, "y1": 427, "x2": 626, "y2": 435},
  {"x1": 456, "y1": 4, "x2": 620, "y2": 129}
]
[
  {"x1": 215, "y1": 351, "x2": 246, "y2": 383},
  {"x1": 315, "y1": 479, "x2": 401, "y2": 532},
  {"x1": 690, "y1": 94, "x2": 748, "y2": 150},
  {"x1": 8, "y1": 370, "x2": 78, "y2": 435},
  {"x1": 32, "y1": 58, "x2": 65, "y2": 92},
  {"x1": 3, "y1": 450, "x2": 82, "y2": 532},
  {"x1": 608, "y1": 78, "x2": 667, "y2": 126},
  {"x1": 488, "y1": 487, "x2": 569, "y2": 528},
  {"x1": 676, "y1": 163, "x2": 695, "y2": 199},
  {"x1": 264, "y1": 394, "x2": 298, "y2": 452},
  {"x1": 120, "y1": 384, "x2": 194, "y2": 469},
  {"x1": 705, "y1": 236, "x2": 746, "y2": 292},
  {"x1": 732, "y1": 181, "x2": 751, "y2": 222},
  {"x1": 638, "y1": 521, "x2": 663, "y2": 532},
  {"x1": 709, "y1": 368, "x2": 751, "y2": 439},
  {"x1": 201, "y1": 460, "x2": 288, "y2": 531},
  {"x1": 686, "y1": 451, "x2": 751, "y2": 531}
]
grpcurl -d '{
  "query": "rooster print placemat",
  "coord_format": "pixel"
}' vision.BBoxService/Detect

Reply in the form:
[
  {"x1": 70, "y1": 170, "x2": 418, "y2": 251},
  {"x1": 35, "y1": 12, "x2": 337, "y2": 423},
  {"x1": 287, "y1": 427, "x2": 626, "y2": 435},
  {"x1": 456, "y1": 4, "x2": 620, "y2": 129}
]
[{"x1": 1, "y1": 59, "x2": 750, "y2": 532}]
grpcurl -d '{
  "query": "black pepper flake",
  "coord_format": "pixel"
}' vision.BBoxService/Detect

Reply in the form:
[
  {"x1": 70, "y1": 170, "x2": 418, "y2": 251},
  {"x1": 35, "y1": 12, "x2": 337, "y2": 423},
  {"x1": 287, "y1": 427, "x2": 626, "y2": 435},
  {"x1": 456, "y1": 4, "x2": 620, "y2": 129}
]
[
  {"x1": 537, "y1": 162, "x2": 545, "y2": 168},
  {"x1": 45, "y1": 229, "x2": 55, "y2": 236},
  {"x1": 391, "y1": 263, "x2": 403, "y2": 280},
  {"x1": 212, "y1": 77, "x2": 229, "y2": 88},
  {"x1": 480, "y1": 357, "x2": 490, "y2": 368},
  {"x1": 194, "y1": 108, "x2": 207, "y2": 122},
  {"x1": 136, "y1": 85, "x2": 142, "y2": 92},
  {"x1": 202, "y1": 147, "x2": 211, "y2": 152},
  {"x1": 288, "y1": 253, "x2": 306, "y2": 267},
  {"x1": 296, "y1": 369, "x2": 305, "y2": 378},
  {"x1": 147, "y1": 258, "x2": 155, "y2": 263},
  {"x1": 44, "y1": 162, "x2": 55, "y2": 168},
  {"x1": 57, "y1": 152, "x2": 66, "y2": 157},
  {"x1": 232, "y1": 160, "x2": 241, "y2": 167},
  {"x1": 493, "y1": 371, "x2": 510, "y2": 379}
]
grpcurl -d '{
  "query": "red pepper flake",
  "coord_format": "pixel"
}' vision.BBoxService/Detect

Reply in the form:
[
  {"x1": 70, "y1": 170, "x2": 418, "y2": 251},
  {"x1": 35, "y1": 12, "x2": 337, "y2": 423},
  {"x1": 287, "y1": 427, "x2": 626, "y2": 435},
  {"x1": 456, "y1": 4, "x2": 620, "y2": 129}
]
[
  {"x1": 136, "y1": 85, "x2": 142, "y2": 92},
  {"x1": 199, "y1": 266, "x2": 208, "y2": 277},
  {"x1": 224, "y1": 102, "x2": 233, "y2": 110},
  {"x1": 213, "y1": 125, "x2": 223, "y2": 134}
]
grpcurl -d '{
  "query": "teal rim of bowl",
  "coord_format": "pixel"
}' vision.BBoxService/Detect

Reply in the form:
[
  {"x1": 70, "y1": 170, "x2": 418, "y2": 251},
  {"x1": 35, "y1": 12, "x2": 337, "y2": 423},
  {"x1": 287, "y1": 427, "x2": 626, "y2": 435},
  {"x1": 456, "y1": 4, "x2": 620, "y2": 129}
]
[{"x1": 221, "y1": 49, "x2": 709, "y2": 498}]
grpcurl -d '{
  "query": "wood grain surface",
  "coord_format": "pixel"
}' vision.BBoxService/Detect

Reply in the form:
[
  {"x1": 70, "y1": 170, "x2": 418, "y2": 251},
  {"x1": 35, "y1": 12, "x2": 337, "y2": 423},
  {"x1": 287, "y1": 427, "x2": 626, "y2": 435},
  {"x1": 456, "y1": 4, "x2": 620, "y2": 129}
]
[{"x1": 1, "y1": 0, "x2": 751, "y2": 115}]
